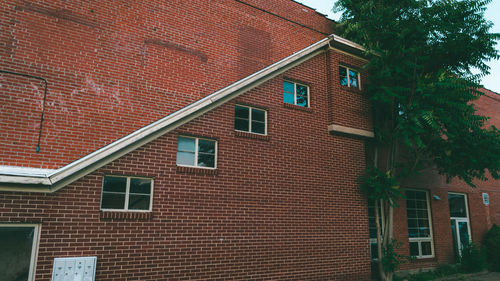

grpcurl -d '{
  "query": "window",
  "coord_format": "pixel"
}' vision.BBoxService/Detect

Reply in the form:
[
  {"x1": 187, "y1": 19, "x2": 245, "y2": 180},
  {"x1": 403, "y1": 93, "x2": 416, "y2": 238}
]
[
  {"x1": 283, "y1": 80, "x2": 309, "y2": 107},
  {"x1": 234, "y1": 105, "x2": 267, "y2": 135},
  {"x1": 449, "y1": 193, "x2": 471, "y2": 258},
  {"x1": 100, "y1": 176, "x2": 153, "y2": 211},
  {"x1": 368, "y1": 199, "x2": 384, "y2": 260},
  {"x1": 0, "y1": 224, "x2": 40, "y2": 281},
  {"x1": 339, "y1": 66, "x2": 360, "y2": 89},
  {"x1": 177, "y1": 136, "x2": 217, "y2": 168},
  {"x1": 406, "y1": 189, "x2": 434, "y2": 258}
]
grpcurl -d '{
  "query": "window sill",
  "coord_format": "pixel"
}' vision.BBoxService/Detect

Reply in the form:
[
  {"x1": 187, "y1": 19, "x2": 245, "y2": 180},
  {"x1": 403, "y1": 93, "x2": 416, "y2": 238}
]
[
  {"x1": 176, "y1": 165, "x2": 218, "y2": 175},
  {"x1": 283, "y1": 103, "x2": 313, "y2": 113},
  {"x1": 340, "y1": 85, "x2": 363, "y2": 94},
  {"x1": 100, "y1": 211, "x2": 153, "y2": 221},
  {"x1": 410, "y1": 257, "x2": 437, "y2": 263},
  {"x1": 235, "y1": 131, "x2": 270, "y2": 141}
]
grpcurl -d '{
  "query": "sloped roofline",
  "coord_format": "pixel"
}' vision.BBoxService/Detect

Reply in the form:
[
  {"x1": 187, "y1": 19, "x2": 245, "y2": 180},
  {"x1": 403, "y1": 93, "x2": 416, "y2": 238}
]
[{"x1": 0, "y1": 34, "x2": 365, "y2": 192}]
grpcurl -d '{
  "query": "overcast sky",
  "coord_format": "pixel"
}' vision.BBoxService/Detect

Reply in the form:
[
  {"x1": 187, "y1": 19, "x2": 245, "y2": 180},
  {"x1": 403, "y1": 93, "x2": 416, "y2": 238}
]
[{"x1": 298, "y1": 0, "x2": 500, "y2": 93}]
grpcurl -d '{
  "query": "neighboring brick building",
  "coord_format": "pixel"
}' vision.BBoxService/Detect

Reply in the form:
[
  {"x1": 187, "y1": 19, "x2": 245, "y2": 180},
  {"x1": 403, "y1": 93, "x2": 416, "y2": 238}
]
[{"x1": 0, "y1": 1, "x2": 498, "y2": 280}]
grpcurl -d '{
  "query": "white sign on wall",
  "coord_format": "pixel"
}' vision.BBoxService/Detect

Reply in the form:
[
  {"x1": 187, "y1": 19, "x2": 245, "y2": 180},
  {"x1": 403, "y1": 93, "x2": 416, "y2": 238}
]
[
  {"x1": 51, "y1": 256, "x2": 97, "y2": 281},
  {"x1": 483, "y1": 193, "x2": 490, "y2": 206}
]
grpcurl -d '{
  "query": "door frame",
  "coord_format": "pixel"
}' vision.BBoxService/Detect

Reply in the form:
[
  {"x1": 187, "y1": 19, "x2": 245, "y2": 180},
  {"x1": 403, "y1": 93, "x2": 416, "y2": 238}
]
[{"x1": 448, "y1": 192, "x2": 472, "y2": 256}]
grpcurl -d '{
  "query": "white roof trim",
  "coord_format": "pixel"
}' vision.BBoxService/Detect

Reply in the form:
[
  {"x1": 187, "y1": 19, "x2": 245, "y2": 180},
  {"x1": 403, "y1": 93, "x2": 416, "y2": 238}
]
[{"x1": 0, "y1": 34, "x2": 367, "y2": 192}]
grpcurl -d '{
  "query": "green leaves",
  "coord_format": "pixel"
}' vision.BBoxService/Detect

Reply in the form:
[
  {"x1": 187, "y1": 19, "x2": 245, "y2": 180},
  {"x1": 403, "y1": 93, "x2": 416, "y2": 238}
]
[
  {"x1": 359, "y1": 167, "x2": 404, "y2": 205},
  {"x1": 336, "y1": 0, "x2": 500, "y2": 187}
]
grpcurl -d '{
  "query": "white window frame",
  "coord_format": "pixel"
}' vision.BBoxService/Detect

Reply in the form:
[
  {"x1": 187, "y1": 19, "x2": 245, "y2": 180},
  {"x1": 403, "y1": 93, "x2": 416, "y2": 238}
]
[
  {"x1": 339, "y1": 65, "x2": 361, "y2": 89},
  {"x1": 177, "y1": 136, "x2": 218, "y2": 169},
  {"x1": 0, "y1": 223, "x2": 41, "y2": 281},
  {"x1": 406, "y1": 189, "x2": 435, "y2": 259},
  {"x1": 448, "y1": 192, "x2": 472, "y2": 256},
  {"x1": 368, "y1": 199, "x2": 384, "y2": 261},
  {"x1": 234, "y1": 104, "x2": 267, "y2": 135},
  {"x1": 100, "y1": 175, "x2": 154, "y2": 212},
  {"x1": 283, "y1": 80, "x2": 310, "y2": 107}
]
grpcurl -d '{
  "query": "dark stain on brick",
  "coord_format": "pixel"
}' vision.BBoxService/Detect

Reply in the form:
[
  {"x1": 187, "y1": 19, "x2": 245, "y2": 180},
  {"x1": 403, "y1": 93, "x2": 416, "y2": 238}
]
[
  {"x1": 15, "y1": 1, "x2": 99, "y2": 28},
  {"x1": 144, "y1": 39, "x2": 208, "y2": 63},
  {"x1": 237, "y1": 26, "x2": 271, "y2": 77}
]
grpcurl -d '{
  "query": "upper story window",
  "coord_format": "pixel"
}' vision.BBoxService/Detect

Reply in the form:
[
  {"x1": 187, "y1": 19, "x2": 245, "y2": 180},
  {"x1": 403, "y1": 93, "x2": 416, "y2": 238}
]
[
  {"x1": 177, "y1": 136, "x2": 217, "y2": 168},
  {"x1": 283, "y1": 80, "x2": 309, "y2": 107},
  {"x1": 339, "y1": 66, "x2": 360, "y2": 89},
  {"x1": 406, "y1": 189, "x2": 434, "y2": 258},
  {"x1": 100, "y1": 176, "x2": 153, "y2": 212},
  {"x1": 235, "y1": 105, "x2": 267, "y2": 135}
]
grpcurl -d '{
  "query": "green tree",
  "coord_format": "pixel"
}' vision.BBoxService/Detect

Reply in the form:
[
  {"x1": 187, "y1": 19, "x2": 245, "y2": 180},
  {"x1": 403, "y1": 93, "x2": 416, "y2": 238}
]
[{"x1": 333, "y1": 0, "x2": 500, "y2": 280}]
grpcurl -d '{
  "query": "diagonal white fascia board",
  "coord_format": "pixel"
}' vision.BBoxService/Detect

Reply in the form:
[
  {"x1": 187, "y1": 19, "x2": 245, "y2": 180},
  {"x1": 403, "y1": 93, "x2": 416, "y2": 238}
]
[{"x1": 0, "y1": 35, "x2": 344, "y2": 192}]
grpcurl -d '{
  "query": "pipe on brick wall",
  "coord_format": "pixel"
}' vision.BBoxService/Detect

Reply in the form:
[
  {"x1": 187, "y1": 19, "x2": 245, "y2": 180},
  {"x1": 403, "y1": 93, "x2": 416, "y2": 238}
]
[{"x1": 0, "y1": 70, "x2": 48, "y2": 153}]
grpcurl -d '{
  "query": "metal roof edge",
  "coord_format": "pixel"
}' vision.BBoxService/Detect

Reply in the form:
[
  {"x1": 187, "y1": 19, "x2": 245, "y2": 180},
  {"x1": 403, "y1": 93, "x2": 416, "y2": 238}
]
[{"x1": 0, "y1": 35, "x2": 340, "y2": 192}]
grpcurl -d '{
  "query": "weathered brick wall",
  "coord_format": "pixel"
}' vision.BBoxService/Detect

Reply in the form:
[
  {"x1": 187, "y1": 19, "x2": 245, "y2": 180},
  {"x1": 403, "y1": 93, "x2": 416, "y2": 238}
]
[
  {"x1": 0, "y1": 0, "x2": 334, "y2": 168},
  {"x1": 0, "y1": 51, "x2": 373, "y2": 280}
]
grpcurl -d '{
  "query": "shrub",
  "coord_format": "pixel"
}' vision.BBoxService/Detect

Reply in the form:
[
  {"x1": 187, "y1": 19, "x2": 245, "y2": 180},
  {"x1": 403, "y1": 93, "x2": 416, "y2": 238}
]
[
  {"x1": 458, "y1": 242, "x2": 487, "y2": 273},
  {"x1": 433, "y1": 264, "x2": 458, "y2": 277},
  {"x1": 484, "y1": 224, "x2": 500, "y2": 272}
]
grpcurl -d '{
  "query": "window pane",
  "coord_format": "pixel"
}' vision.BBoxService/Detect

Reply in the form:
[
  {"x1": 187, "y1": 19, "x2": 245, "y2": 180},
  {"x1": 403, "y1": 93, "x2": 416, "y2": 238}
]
[
  {"x1": 177, "y1": 151, "x2": 195, "y2": 166},
  {"x1": 283, "y1": 92, "x2": 294, "y2": 104},
  {"x1": 371, "y1": 243, "x2": 378, "y2": 260},
  {"x1": 283, "y1": 81, "x2": 294, "y2": 93},
  {"x1": 406, "y1": 200, "x2": 416, "y2": 209},
  {"x1": 101, "y1": 192, "x2": 126, "y2": 209},
  {"x1": 177, "y1": 137, "x2": 195, "y2": 152},
  {"x1": 339, "y1": 66, "x2": 348, "y2": 86},
  {"x1": 0, "y1": 227, "x2": 35, "y2": 281},
  {"x1": 407, "y1": 209, "x2": 416, "y2": 219},
  {"x1": 198, "y1": 139, "x2": 215, "y2": 153},
  {"x1": 235, "y1": 118, "x2": 249, "y2": 131},
  {"x1": 296, "y1": 84, "x2": 308, "y2": 96},
  {"x1": 408, "y1": 228, "x2": 419, "y2": 237},
  {"x1": 198, "y1": 153, "x2": 215, "y2": 168},
  {"x1": 408, "y1": 219, "x2": 418, "y2": 228},
  {"x1": 421, "y1": 242, "x2": 432, "y2": 256},
  {"x1": 296, "y1": 95, "x2": 308, "y2": 107},
  {"x1": 416, "y1": 200, "x2": 426, "y2": 209},
  {"x1": 102, "y1": 176, "x2": 127, "y2": 193},
  {"x1": 410, "y1": 242, "x2": 420, "y2": 256},
  {"x1": 449, "y1": 194, "x2": 467, "y2": 218},
  {"x1": 349, "y1": 69, "x2": 359, "y2": 88},
  {"x1": 251, "y1": 121, "x2": 265, "y2": 134},
  {"x1": 128, "y1": 194, "x2": 150, "y2": 210},
  {"x1": 416, "y1": 191, "x2": 427, "y2": 200},
  {"x1": 130, "y1": 178, "x2": 151, "y2": 194},
  {"x1": 418, "y1": 210, "x2": 428, "y2": 218},
  {"x1": 252, "y1": 108, "x2": 265, "y2": 122},
  {"x1": 235, "y1": 105, "x2": 249, "y2": 119}
]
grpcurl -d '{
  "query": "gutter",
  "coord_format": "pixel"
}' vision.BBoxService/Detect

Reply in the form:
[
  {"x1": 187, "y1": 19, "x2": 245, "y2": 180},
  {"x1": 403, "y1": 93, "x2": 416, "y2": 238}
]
[{"x1": 0, "y1": 35, "x2": 342, "y2": 193}]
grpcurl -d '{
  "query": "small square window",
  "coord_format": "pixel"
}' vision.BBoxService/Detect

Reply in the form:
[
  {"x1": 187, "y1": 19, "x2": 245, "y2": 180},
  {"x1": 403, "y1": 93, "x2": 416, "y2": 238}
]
[
  {"x1": 339, "y1": 66, "x2": 360, "y2": 89},
  {"x1": 100, "y1": 176, "x2": 153, "y2": 211},
  {"x1": 283, "y1": 80, "x2": 309, "y2": 107},
  {"x1": 234, "y1": 105, "x2": 267, "y2": 135},
  {"x1": 177, "y1": 136, "x2": 217, "y2": 168}
]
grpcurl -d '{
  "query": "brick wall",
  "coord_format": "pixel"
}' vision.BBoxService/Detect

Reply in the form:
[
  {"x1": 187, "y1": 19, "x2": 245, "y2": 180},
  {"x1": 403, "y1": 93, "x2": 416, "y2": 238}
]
[
  {"x1": 396, "y1": 168, "x2": 500, "y2": 271},
  {"x1": 0, "y1": 0, "x2": 334, "y2": 168},
  {"x1": 0, "y1": 50, "x2": 373, "y2": 280}
]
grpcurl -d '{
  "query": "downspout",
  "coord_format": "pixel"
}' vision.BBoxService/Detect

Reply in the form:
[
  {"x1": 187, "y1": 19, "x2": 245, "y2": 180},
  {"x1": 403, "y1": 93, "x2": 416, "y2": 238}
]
[{"x1": 0, "y1": 70, "x2": 48, "y2": 152}]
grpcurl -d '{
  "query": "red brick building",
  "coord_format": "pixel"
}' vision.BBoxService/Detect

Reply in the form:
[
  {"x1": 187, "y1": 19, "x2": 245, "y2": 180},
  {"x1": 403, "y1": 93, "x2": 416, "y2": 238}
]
[{"x1": 0, "y1": 1, "x2": 498, "y2": 280}]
